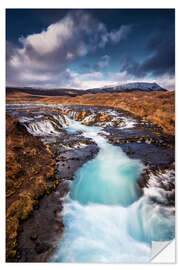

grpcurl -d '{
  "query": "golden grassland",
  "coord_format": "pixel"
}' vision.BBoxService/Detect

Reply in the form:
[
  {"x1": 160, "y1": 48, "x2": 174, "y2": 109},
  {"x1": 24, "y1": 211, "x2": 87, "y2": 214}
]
[
  {"x1": 6, "y1": 114, "x2": 57, "y2": 260},
  {"x1": 5, "y1": 89, "x2": 175, "y2": 260},
  {"x1": 7, "y1": 90, "x2": 175, "y2": 135}
]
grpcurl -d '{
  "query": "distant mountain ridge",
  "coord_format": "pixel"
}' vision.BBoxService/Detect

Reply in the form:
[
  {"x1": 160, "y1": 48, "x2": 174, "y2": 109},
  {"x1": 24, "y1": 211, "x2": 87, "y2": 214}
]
[
  {"x1": 6, "y1": 82, "x2": 167, "y2": 97},
  {"x1": 87, "y1": 82, "x2": 167, "y2": 93}
]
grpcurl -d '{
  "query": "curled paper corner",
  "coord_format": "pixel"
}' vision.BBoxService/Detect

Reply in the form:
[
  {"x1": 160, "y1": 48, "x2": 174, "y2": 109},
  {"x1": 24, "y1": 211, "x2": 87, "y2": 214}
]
[{"x1": 150, "y1": 240, "x2": 175, "y2": 263}]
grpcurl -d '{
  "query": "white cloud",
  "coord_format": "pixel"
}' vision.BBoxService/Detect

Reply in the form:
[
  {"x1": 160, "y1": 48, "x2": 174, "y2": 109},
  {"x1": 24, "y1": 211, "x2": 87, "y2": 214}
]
[
  {"x1": 110, "y1": 71, "x2": 133, "y2": 82},
  {"x1": 7, "y1": 11, "x2": 174, "y2": 91},
  {"x1": 6, "y1": 11, "x2": 132, "y2": 88},
  {"x1": 63, "y1": 70, "x2": 106, "y2": 89},
  {"x1": 67, "y1": 78, "x2": 115, "y2": 90},
  {"x1": 99, "y1": 25, "x2": 132, "y2": 47},
  {"x1": 108, "y1": 25, "x2": 132, "y2": 43},
  {"x1": 79, "y1": 72, "x2": 103, "y2": 80},
  {"x1": 95, "y1": 55, "x2": 110, "y2": 70},
  {"x1": 154, "y1": 73, "x2": 175, "y2": 90}
]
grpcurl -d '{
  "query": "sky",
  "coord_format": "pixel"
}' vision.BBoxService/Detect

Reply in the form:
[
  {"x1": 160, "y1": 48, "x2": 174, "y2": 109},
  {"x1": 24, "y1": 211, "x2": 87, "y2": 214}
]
[{"x1": 6, "y1": 9, "x2": 175, "y2": 90}]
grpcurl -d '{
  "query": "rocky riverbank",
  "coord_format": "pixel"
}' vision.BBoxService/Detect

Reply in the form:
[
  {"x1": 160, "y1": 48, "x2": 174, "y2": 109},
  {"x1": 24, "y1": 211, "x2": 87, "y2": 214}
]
[
  {"x1": 16, "y1": 144, "x2": 99, "y2": 262},
  {"x1": 6, "y1": 113, "x2": 57, "y2": 261},
  {"x1": 6, "y1": 103, "x2": 175, "y2": 262},
  {"x1": 6, "y1": 89, "x2": 175, "y2": 136}
]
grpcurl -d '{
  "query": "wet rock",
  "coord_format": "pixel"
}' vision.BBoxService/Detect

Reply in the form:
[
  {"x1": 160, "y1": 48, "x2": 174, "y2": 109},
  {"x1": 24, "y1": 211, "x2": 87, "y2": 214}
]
[
  {"x1": 35, "y1": 242, "x2": 51, "y2": 254},
  {"x1": 7, "y1": 104, "x2": 174, "y2": 262},
  {"x1": 56, "y1": 144, "x2": 99, "y2": 179}
]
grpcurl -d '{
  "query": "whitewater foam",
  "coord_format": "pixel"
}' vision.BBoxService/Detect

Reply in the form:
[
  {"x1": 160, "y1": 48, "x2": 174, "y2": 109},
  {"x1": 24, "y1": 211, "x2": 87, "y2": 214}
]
[
  {"x1": 6, "y1": 103, "x2": 174, "y2": 262},
  {"x1": 50, "y1": 118, "x2": 174, "y2": 262}
]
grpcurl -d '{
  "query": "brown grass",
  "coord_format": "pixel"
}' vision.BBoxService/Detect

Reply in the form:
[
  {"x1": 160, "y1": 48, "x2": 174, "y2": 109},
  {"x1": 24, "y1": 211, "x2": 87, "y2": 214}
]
[
  {"x1": 6, "y1": 90, "x2": 175, "y2": 135},
  {"x1": 6, "y1": 114, "x2": 56, "y2": 260}
]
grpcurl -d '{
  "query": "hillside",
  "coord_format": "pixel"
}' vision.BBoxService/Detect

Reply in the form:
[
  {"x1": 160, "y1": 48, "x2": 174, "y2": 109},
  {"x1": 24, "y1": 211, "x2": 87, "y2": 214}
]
[
  {"x1": 6, "y1": 88, "x2": 175, "y2": 136},
  {"x1": 6, "y1": 114, "x2": 56, "y2": 260},
  {"x1": 6, "y1": 82, "x2": 166, "y2": 97},
  {"x1": 87, "y1": 82, "x2": 167, "y2": 93}
]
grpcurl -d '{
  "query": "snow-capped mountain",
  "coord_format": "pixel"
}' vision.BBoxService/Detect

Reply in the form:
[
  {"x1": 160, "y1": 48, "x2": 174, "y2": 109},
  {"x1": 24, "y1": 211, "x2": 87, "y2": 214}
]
[{"x1": 87, "y1": 82, "x2": 167, "y2": 93}]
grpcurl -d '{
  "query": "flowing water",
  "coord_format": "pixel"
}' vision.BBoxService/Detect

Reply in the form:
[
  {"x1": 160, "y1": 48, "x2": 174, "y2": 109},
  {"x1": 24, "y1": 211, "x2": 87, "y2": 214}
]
[
  {"x1": 6, "y1": 103, "x2": 175, "y2": 263},
  {"x1": 50, "y1": 119, "x2": 174, "y2": 263}
]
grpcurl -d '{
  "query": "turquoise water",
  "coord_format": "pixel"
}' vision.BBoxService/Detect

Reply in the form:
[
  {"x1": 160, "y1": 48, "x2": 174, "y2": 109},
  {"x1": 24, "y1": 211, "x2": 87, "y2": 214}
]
[
  {"x1": 52, "y1": 201, "x2": 150, "y2": 263},
  {"x1": 71, "y1": 144, "x2": 142, "y2": 206},
  {"x1": 50, "y1": 119, "x2": 174, "y2": 263}
]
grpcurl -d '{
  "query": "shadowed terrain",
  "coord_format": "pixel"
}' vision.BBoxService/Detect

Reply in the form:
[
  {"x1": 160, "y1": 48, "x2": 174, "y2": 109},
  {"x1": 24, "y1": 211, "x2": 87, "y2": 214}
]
[{"x1": 6, "y1": 114, "x2": 57, "y2": 260}]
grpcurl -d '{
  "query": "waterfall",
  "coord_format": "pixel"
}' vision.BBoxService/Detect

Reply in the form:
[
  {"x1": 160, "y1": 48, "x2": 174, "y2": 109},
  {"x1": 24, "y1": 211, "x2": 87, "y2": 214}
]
[
  {"x1": 50, "y1": 118, "x2": 174, "y2": 263},
  {"x1": 6, "y1": 103, "x2": 174, "y2": 263}
]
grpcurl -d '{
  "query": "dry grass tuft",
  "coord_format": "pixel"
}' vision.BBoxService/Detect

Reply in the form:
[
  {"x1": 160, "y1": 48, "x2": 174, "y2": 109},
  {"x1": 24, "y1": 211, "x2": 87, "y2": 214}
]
[
  {"x1": 6, "y1": 90, "x2": 175, "y2": 135},
  {"x1": 6, "y1": 114, "x2": 55, "y2": 260}
]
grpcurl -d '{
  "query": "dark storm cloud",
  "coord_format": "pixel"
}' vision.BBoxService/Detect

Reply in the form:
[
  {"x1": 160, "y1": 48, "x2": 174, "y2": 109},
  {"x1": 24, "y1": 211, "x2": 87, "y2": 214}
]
[
  {"x1": 6, "y1": 10, "x2": 132, "y2": 87},
  {"x1": 122, "y1": 23, "x2": 175, "y2": 77},
  {"x1": 6, "y1": 9, "x2": 175, "y2": 89}
]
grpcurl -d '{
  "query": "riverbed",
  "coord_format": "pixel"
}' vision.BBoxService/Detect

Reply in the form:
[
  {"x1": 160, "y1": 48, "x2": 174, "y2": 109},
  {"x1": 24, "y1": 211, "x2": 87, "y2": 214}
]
[{"x1": 6, "y1": 103, "x2": 175, "y2": 263}]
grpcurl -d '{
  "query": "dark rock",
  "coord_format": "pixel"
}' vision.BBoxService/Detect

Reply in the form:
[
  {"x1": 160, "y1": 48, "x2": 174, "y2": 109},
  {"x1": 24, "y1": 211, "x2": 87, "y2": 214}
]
[
  {"x1": 35, "y1": 242, "x2": 51, "y2": 254},
  {"x1": 8, "y1": 104, "x2": 174, "y2": 262}
]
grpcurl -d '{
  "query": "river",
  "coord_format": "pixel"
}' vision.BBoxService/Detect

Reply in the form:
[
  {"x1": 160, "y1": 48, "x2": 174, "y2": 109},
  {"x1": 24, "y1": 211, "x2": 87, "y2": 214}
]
[
  {"x1": 50, "y1": 118, "x2": 174, "y2": 263},
  {"x1": 6, "y1": 103, "x2": 175, "y2": 263}
]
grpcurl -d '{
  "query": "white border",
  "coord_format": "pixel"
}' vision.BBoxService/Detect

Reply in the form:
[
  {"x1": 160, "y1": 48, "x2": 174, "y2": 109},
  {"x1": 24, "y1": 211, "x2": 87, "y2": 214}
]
[
  {"x1": 0, "y1": 1, "x2": 178, "y2": 9},
  {"x1": 0, "y1": 1, "x2": 179, "y2": 269},
  {"x1": 151, "y1": 240, "x2": 175, "y2": 263}
]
